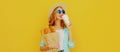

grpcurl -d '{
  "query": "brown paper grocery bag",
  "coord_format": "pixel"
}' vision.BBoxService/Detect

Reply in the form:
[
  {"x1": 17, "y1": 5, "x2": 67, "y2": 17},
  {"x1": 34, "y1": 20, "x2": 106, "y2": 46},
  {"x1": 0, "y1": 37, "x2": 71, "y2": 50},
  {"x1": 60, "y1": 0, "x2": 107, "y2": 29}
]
[{"x1": 42, "y1": 32, "x2": 59, "y2": 52}]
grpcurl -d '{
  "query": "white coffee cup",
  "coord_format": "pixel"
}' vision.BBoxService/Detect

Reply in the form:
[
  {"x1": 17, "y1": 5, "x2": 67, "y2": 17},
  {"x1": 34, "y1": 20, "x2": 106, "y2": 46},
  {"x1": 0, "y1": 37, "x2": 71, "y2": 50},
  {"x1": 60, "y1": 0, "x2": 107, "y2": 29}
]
[{"x1": 62, "y1": 14, "x2": 70, "y2": 25}]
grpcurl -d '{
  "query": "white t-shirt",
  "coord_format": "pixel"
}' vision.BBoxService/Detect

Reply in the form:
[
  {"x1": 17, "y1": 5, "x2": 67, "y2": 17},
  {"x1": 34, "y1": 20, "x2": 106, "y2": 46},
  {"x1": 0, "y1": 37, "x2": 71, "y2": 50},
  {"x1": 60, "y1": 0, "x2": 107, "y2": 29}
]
[{"x1": 56, "y1": 29, "x2": 64, "y2": 50}]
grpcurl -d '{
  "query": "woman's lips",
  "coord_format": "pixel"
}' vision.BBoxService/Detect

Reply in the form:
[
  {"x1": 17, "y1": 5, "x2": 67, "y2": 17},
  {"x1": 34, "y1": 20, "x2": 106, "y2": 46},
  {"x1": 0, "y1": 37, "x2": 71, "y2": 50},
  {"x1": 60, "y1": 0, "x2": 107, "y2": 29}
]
[
  {"x1": 60, "y1": 16, "x2": 62, "y2": 18},
  {"x1": 60, "y1": 15, "x2": 63, "y2": 18},
  {"x1": 59, "y1": 16, "x2": 62, "y2": 18}
]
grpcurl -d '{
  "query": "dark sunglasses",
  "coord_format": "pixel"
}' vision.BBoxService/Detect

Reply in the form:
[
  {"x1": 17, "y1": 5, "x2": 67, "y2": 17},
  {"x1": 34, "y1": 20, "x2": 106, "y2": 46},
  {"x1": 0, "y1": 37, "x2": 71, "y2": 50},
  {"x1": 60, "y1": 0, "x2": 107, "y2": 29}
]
[{"x1": 57, "y1": 10, "x2": 65, "y2": 14}]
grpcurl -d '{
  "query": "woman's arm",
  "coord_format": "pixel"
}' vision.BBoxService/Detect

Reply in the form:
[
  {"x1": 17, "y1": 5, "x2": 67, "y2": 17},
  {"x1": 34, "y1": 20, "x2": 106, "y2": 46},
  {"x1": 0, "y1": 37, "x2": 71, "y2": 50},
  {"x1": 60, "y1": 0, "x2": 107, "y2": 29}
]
[
  {"x1": 40, "y1": 29, "x2": 50, "y2": 51},
  {"x1": 40, "y1": 37, "x2": 53, "y2": 51},
  {"x1": 67, "y1": 21, "x2": 75, "y2": 48},
  {"x1": 68, "y1": 26, "x2": 73, "y2": 42},
  {"x1": 64, "y1": 19, "x2": 73, "y2": 42},
  {"x1": 64, "y1": 19, "x2": 75, "y2": 48},
  {"x1": 40, "y1": 38, "x2": 49, "y2": 51}
]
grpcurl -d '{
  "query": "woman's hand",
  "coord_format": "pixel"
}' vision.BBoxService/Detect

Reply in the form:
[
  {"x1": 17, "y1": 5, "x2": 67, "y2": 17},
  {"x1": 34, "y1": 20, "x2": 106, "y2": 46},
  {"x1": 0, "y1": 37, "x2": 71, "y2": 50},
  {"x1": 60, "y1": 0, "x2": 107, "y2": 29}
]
[
  {"x1": 40, "y1": 43, "x2": 59, "y2": 51},
  {"x1": 63, "y1": 18, "x2": 73, "y2": 42},
  {"x1": 62, "y1": 14, "x2": 72, "y2": 30},
  {"x1": 40, "y1": 46, "x2": 50, "y2": 51}
]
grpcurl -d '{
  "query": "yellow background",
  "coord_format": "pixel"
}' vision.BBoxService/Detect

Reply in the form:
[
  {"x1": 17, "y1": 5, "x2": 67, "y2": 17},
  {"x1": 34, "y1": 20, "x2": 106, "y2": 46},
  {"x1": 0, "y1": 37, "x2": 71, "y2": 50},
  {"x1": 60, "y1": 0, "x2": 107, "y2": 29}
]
[{"x1": 0, "y1": 0, "x2": 120, "y2": 52}]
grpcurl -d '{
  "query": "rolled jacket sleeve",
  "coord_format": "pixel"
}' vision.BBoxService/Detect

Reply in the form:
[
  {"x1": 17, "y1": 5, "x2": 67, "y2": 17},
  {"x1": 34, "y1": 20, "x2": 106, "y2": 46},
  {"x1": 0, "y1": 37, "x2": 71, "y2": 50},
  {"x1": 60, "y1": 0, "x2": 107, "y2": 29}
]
[
  {"x1": 68, "y1": 41, "x2": 74, "y2": 48},
  {"x1": 40, "y1": 38, "x2": 45, "y2": 47}
]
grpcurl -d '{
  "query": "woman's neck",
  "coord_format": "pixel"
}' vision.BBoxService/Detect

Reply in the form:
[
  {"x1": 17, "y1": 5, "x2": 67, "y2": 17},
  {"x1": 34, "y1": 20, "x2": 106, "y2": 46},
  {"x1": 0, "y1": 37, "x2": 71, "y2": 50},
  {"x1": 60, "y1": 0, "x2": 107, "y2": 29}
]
[{"x1": 55, "y1": 19, "x2": 63, "y2": 29}]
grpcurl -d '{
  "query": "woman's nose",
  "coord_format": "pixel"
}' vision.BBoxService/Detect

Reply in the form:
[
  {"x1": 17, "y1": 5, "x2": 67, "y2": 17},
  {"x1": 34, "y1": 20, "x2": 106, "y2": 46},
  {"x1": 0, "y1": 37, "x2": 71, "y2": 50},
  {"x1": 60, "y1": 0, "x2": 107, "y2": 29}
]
[
  {"x1": 60, "y1": 14, "x2": 63, "y2": 17},
  {"x1": 60, "y1": 13, "x2": 64, "y2": 16}
]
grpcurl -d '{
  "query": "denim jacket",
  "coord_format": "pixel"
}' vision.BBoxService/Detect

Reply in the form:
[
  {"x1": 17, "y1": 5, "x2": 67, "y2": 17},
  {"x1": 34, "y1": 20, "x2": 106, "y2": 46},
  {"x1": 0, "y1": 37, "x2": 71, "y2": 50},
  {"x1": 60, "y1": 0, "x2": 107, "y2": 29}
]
[{"x1": 40, "y1": 27, "x2": 74, "y2": 52}]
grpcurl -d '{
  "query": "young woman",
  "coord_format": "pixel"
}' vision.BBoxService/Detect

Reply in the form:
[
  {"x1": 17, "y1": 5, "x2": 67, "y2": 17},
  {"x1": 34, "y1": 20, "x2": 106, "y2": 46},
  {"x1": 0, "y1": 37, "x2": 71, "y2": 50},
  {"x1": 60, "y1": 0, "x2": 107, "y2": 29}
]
[{"x1": 40, "y1": 6, "x2": 74, "y2": 52}]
